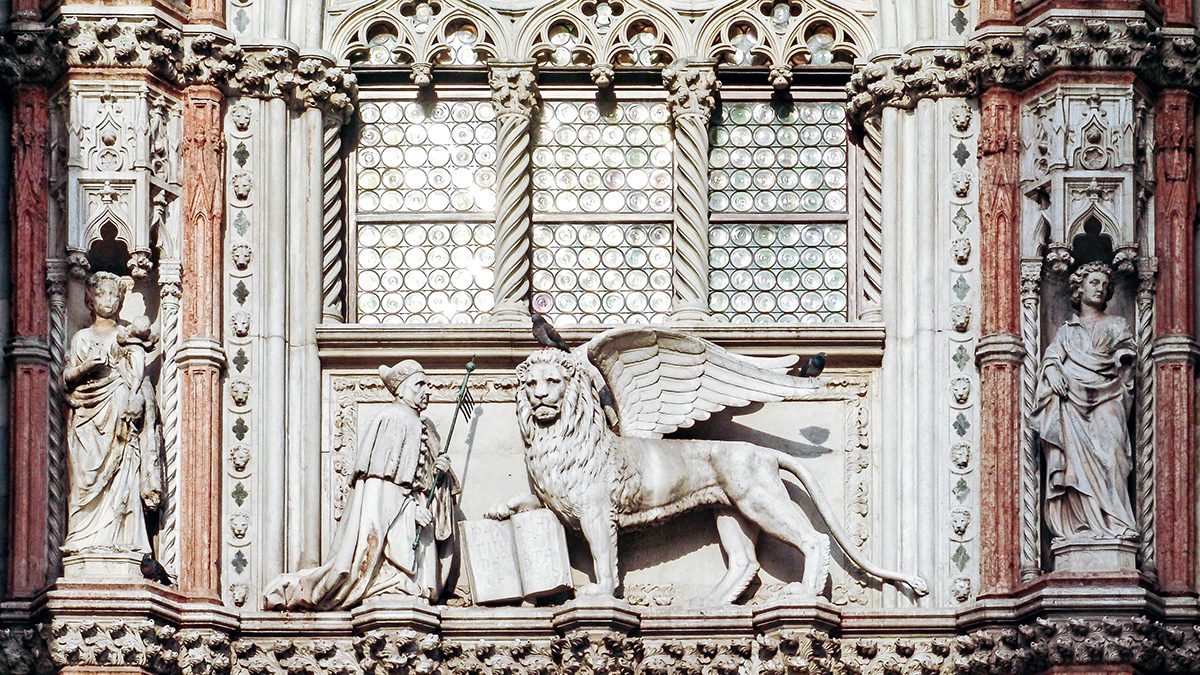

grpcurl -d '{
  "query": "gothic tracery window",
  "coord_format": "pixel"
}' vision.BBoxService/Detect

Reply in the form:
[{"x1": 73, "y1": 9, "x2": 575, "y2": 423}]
[{"x1": 339, "y1": 0, "x2": 866, "y2": 326}]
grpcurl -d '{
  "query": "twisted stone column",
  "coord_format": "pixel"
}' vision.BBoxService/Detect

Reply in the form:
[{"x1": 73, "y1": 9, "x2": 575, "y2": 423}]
[
  {"x1": 7, "y1": 84, "x2": 51, "y2": 598},
  {"x1": 859, "y1": 118, "x2": 884, "y2": 321},
  {"x1": 487, "y1": 61, "x2": 538, "y2": 323},
  {"x1": 664, "y1": 61, "x2": 718, "y2": 321},
  {"x1": 1135, "y1": 259, "x2": 1157, "y2": 579},
  {"x1": 1017, "y1": 261, "x2": 1041, "y2": 582},
  {"x1": 976, "y1": 88, "x2": 1023, "y2": 596},
  {"x1": 179, "y1": 84, "x2": 225, "y2": 600},
  {"x1": 1152, "y1": 90, "x2": 1196, "y2": 595},
  {"x1": 45, "y1": 261, "x2": 67, "y2": 578},
  {"x1": 158, "y1": 266, "x2": 182, "y2": 578},
  {"x1": 321, "y1": 116, "x2": 346, "y2": 322}
]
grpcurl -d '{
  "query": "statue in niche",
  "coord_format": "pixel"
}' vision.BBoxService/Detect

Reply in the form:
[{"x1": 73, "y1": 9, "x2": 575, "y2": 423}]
[
  {"x1": 264, "y1": 360, "x2": 459, "y2": 610},
  {"x1": 1033, "y1": 261, "x2": 1137, "y2": 543},
  {"x1": 488, "y1": 328, "x2": 928, "y2": 603},
  {"x1": 62, "y1": 272, "x2": 163, "y2": 558}
]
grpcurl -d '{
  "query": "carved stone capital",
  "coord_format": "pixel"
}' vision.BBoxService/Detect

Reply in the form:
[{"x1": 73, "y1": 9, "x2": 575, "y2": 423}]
[
  {"x1": 176, "y1": 337, "x2": 226, "y2": 370},
  {"x1": 488, "y1": 61, "x2": 539, "y2": 119},
  {"x1": 663, "y1": 60, "x2": 719, "y2": 122},
  {"x1": 6, "y1": 335, "x2": 51, "y2": 365},
  {"x1": 1153, "y1": 334, "x2": 1200, "y2": 364},
  {"x1": 976, "y1": 333, "x2": 1025, "y2": 365},
  {"x1": 1019, "y1": 261, "x2": 1042, "y2": 299},
  {"x1": 45, "y1": 260, "x2": 68, "y2": 299}
]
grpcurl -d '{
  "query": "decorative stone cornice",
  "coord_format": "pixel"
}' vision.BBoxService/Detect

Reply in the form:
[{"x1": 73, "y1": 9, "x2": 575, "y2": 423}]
[
  {"x1": 846, "y1": 18, "x2": 1200, "y2": 129},
  {"x1": 0, "y1": 22, "x2": 66, "y2": 86},
  {"x1": 20, "y1": 615, "x2": 1200, "y2": 675},
  {"x1": 52, "y1": 16, "x2": 357, "y2": 122}
]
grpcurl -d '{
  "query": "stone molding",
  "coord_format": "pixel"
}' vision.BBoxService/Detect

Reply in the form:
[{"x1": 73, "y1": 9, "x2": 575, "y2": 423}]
[
  {"x1": 8, "y1": 610, "x2": 1200, "y2": 675},
  {"x1": 846, "y1": 18, "x2": 1200, "y2": 129},
  {"x1": 0, "y1": 17, "x2": 359, "y2": 122}
]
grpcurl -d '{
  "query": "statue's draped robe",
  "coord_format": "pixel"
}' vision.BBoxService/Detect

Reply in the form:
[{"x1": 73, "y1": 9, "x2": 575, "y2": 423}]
[
  {"x1": 1033, "y1": 314, "x2": 1136, "y2": 540},
  {"x1": 63, "y1": 324, "x2": 160, "y2": 553},
  {"x1": 264, "y1": 403, "x2": 459, "y2": 610}
]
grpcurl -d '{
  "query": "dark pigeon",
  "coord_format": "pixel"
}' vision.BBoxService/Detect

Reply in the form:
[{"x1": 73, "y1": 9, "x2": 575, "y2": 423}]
[
  {"x1": 799, "y1": 352, "x2": 826, "y2": 377},
  {"x1": 141, "y1": 554, "x2": 173, "y2": 586},
  {"x1": 532, "y1": 312, "x2": 571, "y2": 352}
]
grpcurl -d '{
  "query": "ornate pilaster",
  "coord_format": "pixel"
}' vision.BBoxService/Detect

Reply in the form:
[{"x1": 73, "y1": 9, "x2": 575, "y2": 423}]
[
  {"x1": 487, "y1": 61, "x2": 538, "y2": 323},
  {"x1": 45, "y1": 261, "x2": 67, "y2": 579},
  {"x1": 976, "y1": 88, "x2": 1022, "y2": 596},
  {"x1": 321, "y1": 115, "x2": 346, "y2": 323},
  {"x1": 1017, "y1": 260, "x2": 1040, "y2": 582},
  {"x1": 1152, "y1": 90, "x2": 1196, "y2": 595},
  {"x1": 179, "y1": 83, "x2": 226, "y2": 600},
  {"x1": 7, "y1": 83, "x2": 51, "y2": 598},
  {"x1": 663, "y1": 61, "x2": 718, "y2": 321}
]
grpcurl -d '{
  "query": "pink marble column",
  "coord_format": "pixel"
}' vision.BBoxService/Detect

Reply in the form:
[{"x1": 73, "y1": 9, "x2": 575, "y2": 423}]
[
  {"x1": 976, "y1": 88, "x2": 1023, "y2": 596},
  {"x1": 1152, "y1": 91, "x2": 1196, "y2": 596},
  {"x1": 178, "y1": 84, "x2": 225, "y2": 600},
  {"x1": 6, "y1": 84, "x2": 51, "y2": 599}
]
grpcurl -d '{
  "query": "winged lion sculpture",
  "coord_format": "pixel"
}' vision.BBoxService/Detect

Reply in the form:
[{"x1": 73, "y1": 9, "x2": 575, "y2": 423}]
[{"x1": 487, "y1": 327, "x2": 928, "y2": 603}]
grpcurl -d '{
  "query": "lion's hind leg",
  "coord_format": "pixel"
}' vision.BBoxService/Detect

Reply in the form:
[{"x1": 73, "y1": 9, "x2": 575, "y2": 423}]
[
  {"x1": 730, "y1": 483, "x2": 831, "y2": 597},
  {"x1": 709, "y1": 510, "x2": 761, "y2": 604}
]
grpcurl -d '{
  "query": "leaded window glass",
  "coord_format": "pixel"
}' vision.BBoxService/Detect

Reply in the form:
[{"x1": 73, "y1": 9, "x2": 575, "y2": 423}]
[
  {"x1": 531, "y1": 94, "x2": 675, "y2": 325},
  {"x1": 533, "y1": 101, "x2": 673, "y2": 215},
  {"x1": 354, "y1": 95, "x2": 497, "y2": 324},
  {"x1": 707, "y1": 93, "x2": 852, "y2": 324},
  {"x1": 709, "y1": 101, "x2": 847, "y2": 214}
]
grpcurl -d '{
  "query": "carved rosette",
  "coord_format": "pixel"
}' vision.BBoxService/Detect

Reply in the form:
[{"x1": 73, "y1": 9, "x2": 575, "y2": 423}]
[
  {"x1": 487, "y1": 61, "x2": 539, "y2": 323},
  {"x1": 663, "y1": 61, "x2": 718, "y2": 320}
]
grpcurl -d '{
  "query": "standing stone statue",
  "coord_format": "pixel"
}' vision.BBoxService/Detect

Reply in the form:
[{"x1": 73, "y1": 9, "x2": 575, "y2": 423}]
[
  {"x1": 1033, "y1": 261, "x2": 1137, "y2": 551},
  {"x1": 62, "y1": 272, "x2": 163, "y2": 565},
  {"x1": 264, "y1": 360, "x2": 459, "y2": 610}
]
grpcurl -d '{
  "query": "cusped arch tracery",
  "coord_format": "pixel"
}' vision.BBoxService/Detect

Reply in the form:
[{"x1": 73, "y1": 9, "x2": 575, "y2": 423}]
[
  {"x1": 330, "y1": 0, "x2": 512, "y2": 66},
  {"x1": 697, "y1": 0, "x2": 871, "y2": 67}
]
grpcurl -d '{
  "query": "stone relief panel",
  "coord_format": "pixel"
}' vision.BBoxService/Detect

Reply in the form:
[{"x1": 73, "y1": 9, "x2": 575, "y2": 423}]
[
  {"x1": 945, "y1": 99, "x2": 980, "y2": 603},
  {"x1": 325, "y1": 361, "x2": 891, "y2": 606}
]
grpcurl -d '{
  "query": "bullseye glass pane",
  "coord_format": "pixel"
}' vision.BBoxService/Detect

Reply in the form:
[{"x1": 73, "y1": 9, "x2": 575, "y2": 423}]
[
  {"x1": 531, "y1": 223, "x2": 673, "y2": 324},
  {"x1": 710, "y1": 101, "x2": 848, "y2": 214},
  {"x1": 707, "y1": 223, "x2": 848, "y2": 323},
  {"x1": 356, "y1": 100, "x2": 497, "y2": 214}
]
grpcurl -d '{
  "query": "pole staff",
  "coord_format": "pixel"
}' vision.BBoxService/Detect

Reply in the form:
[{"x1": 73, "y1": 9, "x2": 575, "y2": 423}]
[{"x1": 413, "y1": 360, "x2": 475, "y2": 549}]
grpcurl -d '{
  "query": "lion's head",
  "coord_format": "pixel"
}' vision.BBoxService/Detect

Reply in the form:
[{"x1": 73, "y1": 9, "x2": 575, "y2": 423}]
[
  {"x1": 515, "y1": 349, "x2": 614, "y2": 499},
  {"x1": 515, "y1": 350, "x2": 609, "y2": 449}
]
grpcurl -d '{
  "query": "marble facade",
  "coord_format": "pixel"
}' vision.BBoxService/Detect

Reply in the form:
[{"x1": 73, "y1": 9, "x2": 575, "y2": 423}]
[{"x1": 0, "y1": 0, "x2": 1197, "y2": 671}]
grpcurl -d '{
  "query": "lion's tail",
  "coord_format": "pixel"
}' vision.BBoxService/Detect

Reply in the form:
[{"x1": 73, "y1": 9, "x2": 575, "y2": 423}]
[{"x1": 775, "y1": 454, "x2": 930, "y2": 597}]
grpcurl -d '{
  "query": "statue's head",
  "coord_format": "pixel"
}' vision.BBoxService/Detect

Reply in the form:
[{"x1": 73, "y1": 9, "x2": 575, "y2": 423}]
[
  {"x1": 84, "y1": 271, "x2": 127, "y2": 320},
  {"x1": 1069, "y1": 261, "x2": 1115, "y2": 310},
  {"x1": 379, "y1": 360, "x2": 429, "y2": 413}
]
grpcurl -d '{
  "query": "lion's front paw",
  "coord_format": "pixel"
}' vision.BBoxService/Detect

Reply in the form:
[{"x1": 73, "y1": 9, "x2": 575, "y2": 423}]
[
  {"x1": 907, "y1": 576, "x2": 930, "y2": 597},
  {"x1": 483, "y1": 506, "x2": 512, "y2": 520}
]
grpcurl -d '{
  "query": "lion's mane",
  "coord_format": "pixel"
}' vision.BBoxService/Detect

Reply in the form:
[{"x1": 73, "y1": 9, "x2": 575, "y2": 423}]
[{"x1": 515, "y1": 350, "x2": 625, "y2": 519}]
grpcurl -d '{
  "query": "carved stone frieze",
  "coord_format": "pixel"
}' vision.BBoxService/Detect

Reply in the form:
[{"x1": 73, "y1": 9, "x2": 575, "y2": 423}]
[
  {"x1": 0, "y1": 24, "x2": 66, "y2": 86},
  {"x1": 7, "y1": 614, "x2": 1200, "y2": 675},
  {"x1": 846, "y1": 19, "x2": 1200, "y2": 130}
]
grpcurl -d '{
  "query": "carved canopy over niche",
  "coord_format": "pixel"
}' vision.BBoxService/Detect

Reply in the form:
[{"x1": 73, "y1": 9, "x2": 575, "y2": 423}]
[{"x1": 322, "y1": 0, "x2": 874, "y2": 70}]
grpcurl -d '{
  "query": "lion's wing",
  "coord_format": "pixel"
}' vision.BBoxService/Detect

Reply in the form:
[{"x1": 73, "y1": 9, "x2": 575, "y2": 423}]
[{"x1": 580, "y1": 328, "x2": 817, "y2": 438}]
